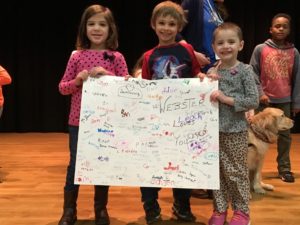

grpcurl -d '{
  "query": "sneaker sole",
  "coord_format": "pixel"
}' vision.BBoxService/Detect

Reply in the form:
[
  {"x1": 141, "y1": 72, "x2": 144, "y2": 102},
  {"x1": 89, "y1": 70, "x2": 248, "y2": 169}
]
[
  {"x1": 279, "y1": 175, "x2": 295, "y2": 183},
  {"x1": 172, "y1": 211, "x2": 196, "y2": 222},
  {"x1": 146, "y1": 215, "x2": 162, "y2": 225}
]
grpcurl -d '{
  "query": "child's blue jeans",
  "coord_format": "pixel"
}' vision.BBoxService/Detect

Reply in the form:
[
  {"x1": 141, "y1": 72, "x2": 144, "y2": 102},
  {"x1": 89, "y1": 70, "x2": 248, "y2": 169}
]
[{"x1": 64, "y1": 125, "x2": 79, "y2": 191}]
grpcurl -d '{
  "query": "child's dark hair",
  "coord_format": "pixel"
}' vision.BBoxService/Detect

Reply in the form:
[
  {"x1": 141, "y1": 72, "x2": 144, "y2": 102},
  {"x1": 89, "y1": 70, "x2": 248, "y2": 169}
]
[
  {"x1": 76, "y1": 4, "x2": 118, "y2": 50},
  {"x1": 271, "y1": 13, "x2": 291, "y2": 26},
  {"x1": 151, "y1": 1, "x2": 187, "y2": 31},
  {"x1": 132, "y1": 54, "x2": 144, "y2": 78},
  {"x1": 212, "y1": 22, "x2": 243, "y2": 43}
]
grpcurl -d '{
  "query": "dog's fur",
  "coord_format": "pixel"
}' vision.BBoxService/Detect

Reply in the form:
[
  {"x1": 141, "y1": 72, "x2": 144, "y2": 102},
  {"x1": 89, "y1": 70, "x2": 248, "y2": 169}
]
[{"x1": 248, "y1": 107, "x2": 294, "y2": 194}]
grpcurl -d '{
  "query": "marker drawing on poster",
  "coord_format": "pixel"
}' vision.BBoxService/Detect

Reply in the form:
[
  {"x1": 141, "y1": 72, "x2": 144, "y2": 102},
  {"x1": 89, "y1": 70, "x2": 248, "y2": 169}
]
[{"x1": 75, "y1": 76, "x2": 219, "y2": 189}]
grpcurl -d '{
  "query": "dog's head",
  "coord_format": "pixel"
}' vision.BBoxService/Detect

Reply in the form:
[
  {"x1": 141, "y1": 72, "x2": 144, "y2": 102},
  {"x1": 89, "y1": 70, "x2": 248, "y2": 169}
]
[
  {"x1": 258, "y1": 107, "x2": 294, "y2": 130},
  {"x1": 251, "y1": 107, "x2": 294, "y2": 143}
]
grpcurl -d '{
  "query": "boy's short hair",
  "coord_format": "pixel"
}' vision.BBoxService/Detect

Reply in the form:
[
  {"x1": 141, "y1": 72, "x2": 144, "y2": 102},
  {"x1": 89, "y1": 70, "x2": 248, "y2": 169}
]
[
  {"x1": 151, "y1": 1, "x2": 187, "y2": 31},
  {"x1": 271, "y1": 13, "x2": 291, "y2": 26}
]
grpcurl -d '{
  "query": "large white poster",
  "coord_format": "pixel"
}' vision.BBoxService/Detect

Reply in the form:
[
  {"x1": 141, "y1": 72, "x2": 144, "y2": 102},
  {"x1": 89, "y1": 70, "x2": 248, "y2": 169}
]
[{"x1": 75, "y1": 76, "x2": 219, "y2": 189}]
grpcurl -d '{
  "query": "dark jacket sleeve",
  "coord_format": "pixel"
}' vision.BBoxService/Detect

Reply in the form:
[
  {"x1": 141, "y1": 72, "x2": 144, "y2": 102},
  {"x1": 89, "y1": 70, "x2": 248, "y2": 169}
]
[{"x1": 177, "y1": 0, "x2": 204, "y2": 52}]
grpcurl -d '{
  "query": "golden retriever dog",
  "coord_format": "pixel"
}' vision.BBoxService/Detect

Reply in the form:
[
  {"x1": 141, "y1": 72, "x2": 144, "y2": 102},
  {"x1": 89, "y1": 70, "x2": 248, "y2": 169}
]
[{"x1": 247, "y1": 107, "x2": 294, "y2": 194}]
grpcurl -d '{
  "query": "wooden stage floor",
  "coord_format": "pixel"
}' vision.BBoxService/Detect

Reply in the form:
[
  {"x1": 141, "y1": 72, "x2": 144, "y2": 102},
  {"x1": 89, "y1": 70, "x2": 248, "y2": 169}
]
[{"x1": 0, "y1": 133, "x2": 299, "y2": 225}]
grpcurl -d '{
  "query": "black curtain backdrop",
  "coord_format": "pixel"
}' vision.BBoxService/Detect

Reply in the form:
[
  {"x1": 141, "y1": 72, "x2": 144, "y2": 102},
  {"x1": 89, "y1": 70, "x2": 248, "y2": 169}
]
[{"x1": 0, "y1": 0, "x2": 300, "y2": 132}]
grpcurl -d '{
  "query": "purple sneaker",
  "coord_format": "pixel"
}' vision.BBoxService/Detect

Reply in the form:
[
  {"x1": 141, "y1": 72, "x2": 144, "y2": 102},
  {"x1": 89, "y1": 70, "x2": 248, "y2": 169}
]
[
  {"x1": 208, "y1": 211, "x2": 227, "y2": 225},
  {"x1": 229, "y1": 211, "x2": 250, "y2": 225}
]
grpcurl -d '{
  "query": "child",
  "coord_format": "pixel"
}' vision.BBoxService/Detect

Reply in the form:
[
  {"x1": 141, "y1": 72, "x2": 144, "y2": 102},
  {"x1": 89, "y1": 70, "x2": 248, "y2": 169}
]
[
  {"x1": 140, "y1": 1, "x2": 204, "y2": 224},
  {"x1": 250, "y1": 13, "x2": 300, "y2": 183},
  {"x1": 0, "y1": 65, "x2": 12, "y2": 118},
  {"x1": 208, "y1": 22, "x2": 259, "y2": 225},
  {"x1": 131, "y1": 54, "x2": 143, "y2": 78},
  {"x1": 58, "y1": 4, "x2": 128, "y2": 225}
]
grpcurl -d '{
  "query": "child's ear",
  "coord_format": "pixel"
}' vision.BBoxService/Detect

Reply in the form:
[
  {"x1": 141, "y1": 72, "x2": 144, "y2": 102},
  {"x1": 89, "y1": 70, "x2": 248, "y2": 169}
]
[
  {"x1": 212, "y1": 43, "x2": 216, "y2": 52},
  {"x1": 239, "y1": 40, "x2": 244, "y2": 51},
  {"x1": 269, "y1": 27, "x2": 273, "y2": 36},
  {"x1": 151, "y1": 22, "x2": 156, "y2": 30},
  {"x1": 178, "y1": 25, "x2": 183, "y2": 32}
]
